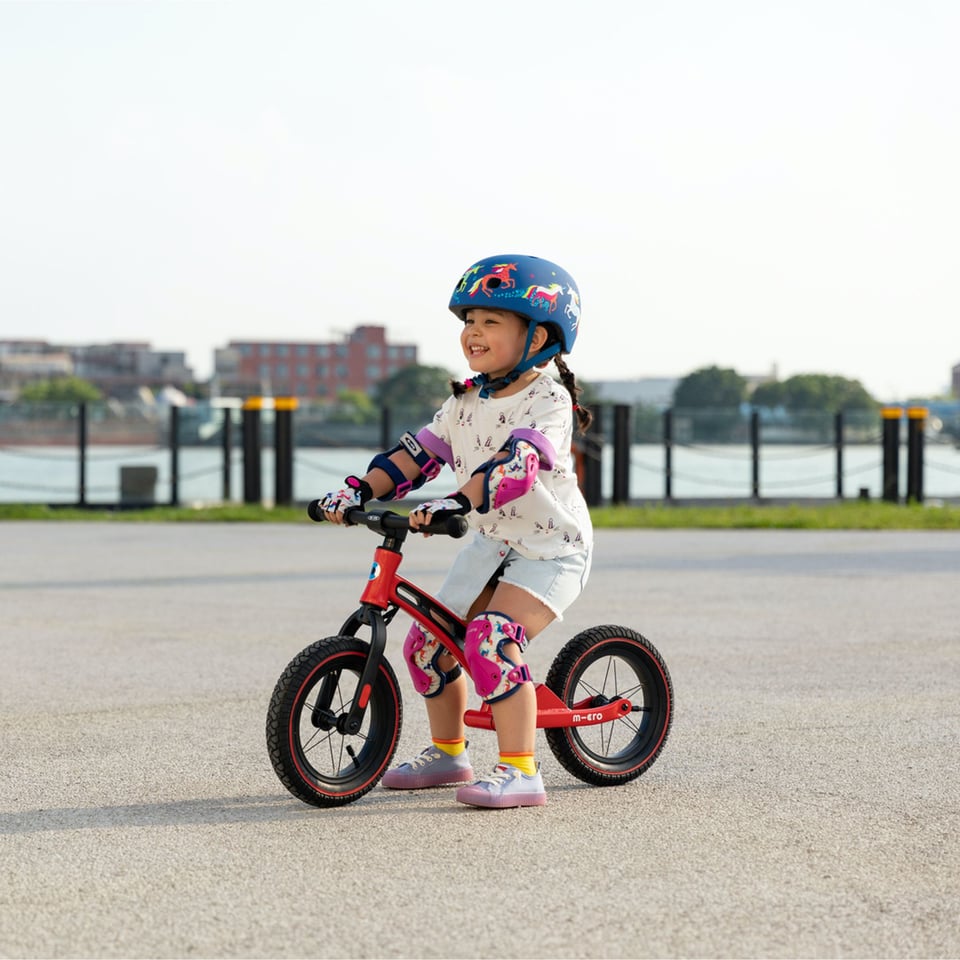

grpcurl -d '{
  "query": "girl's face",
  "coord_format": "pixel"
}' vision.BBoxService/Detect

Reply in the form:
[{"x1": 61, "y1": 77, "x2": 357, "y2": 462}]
[{"x1": 461, "y1": 309, "x2": 542, "y2": 380}]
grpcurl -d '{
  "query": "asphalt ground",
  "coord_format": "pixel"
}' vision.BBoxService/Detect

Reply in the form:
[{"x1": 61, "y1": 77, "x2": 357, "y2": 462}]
[{"x1": 1, "y1": 522, "x2": 958, "y2": 960}]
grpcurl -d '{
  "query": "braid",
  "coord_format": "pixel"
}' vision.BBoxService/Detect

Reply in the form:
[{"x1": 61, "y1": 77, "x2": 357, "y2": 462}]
[
  {"x1": 450, "y1": 378, "x2": 468, "y2": 398},
  {"x1": 554, "y1": 355, "x2": 593, "y2": 433}
]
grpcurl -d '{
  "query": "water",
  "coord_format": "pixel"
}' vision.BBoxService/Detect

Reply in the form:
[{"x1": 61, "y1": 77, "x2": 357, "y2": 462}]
[
  {"x1": 611, "y1": 443, "x2": 960, "y2": 501},
  {"x1": 0, "y1": 445, "x2": 379, "y2": 506},
  {"x1": 2, "y1": 443, "x2": 959, "y2": 504}
]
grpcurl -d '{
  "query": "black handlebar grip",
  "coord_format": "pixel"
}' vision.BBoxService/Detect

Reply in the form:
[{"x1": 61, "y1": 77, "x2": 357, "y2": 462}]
[
  {"x1": 307, "y1": 501, "x2": 366, "y2": 525},
  {"x1": 444, "y1": 515, "x2": 470, "y2": 538},
  {"x1": 307, "y1": 503, "x2": 468, "y2": 537},
  {"x1": 306, "y1": 499, "x2": 326, "y2": 522}
]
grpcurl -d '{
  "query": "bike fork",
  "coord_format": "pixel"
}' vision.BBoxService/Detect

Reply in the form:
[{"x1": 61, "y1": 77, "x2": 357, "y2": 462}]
[{"x1": 331, "y1": 604, "x2": 388, "y2": 735}]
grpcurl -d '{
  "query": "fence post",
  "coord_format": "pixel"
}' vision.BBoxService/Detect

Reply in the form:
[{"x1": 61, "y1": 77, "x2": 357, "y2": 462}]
[
  {"x1": 169, "y1": 405, "x2": 180, "y2": 507},
  {"x1": 906, "y1": 406, "x2": 926, "y2": 503},
  {"x1": 834, "y1": 411, "x2": 844, "y2": 500},
  {"x1": 221, "y1": 407, "x2": 233, "y2": 502},
  {"x1": 77, "y1": 402, "x2": 87, "y2": 508},
  {"x1": 881, "y1": 407, "x2": 901, "y2": 503},
  {"x1": 612, "y1": 405, "x2": 631, "y2": 505},
  {"x1": 663, "y1": 408, "x2": 673, "y2": 501},
  {"x1": 242, "y1": 397, "x2": 263, "y2": 505},
  {"x1": 750, "y1": 409, "x2": 760, "y2": 500},
  {"x1": 274, "y1": 397, "x2": 297, "y2": 506},
  {"x1": 581, "y1": 431, "x2": 603, "y2": 507},
  {"x1": 380, "y1": 405, "x2": 392, "y2": 450}
]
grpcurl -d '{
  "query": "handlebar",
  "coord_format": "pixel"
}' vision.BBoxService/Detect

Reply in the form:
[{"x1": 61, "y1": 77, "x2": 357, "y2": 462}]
[{"x1": 306, "y1": 501, "x2": 470, "y2": 539}]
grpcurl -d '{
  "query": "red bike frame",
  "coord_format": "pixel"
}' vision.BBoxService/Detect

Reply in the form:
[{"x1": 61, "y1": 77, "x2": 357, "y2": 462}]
[{"x1": 354, "y1": 536, "x2": 635, "y2": 732}]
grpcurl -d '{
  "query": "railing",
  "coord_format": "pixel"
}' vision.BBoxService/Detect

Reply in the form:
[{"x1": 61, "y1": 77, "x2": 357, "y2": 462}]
[{"x1": 0, "y1": 400, "x2": 958, "y2": 507}]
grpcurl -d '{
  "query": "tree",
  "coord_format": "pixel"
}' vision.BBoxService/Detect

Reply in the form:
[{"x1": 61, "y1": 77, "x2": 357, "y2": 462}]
[
  {"x1": 672, "y1": 366, "x2": 747, "y2": 442},
  {"x1": 673, "y1": 366, "x2": 746, "y2": 409},
  {"x1": 373, "y1": 364, "x2": 459, "y2": 428},
  {"x1": 751, "y1": 374, "x2": 877, "y2": 412},
  {"x1": 18, "y1": 376, "x2": 102, "y2": 404},
  {"x1": 327, "y1": 389, "x2": 378, "y2": 425},
  {"x1": 374, "y1": 364, "x2": 457, "y2": 411},
  {"x1": 631, "y1": 403, "x2": 662, "y2": 443}
]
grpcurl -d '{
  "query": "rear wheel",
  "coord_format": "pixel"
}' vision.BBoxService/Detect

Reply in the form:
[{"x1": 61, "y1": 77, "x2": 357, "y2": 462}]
[
  {"x1": 266, "y1": 636, "x2": 402, "y2": 807},
  {"x1": 545, "y1": 625, "x2": 672, "y2": 786}
]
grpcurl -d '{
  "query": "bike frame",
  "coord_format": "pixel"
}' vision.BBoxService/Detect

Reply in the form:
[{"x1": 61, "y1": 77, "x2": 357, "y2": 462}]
[{"x1": 335, "y1": 510, "x2": 635, "y2": 735}]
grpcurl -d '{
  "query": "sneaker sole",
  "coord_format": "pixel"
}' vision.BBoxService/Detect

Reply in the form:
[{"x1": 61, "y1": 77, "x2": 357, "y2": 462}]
[
  {"x1": 455, "y1": 787, "x2": 547, "y2": 809},
  {"x1": 381, "y1": 768, "x2": 475, "y2": 790}
]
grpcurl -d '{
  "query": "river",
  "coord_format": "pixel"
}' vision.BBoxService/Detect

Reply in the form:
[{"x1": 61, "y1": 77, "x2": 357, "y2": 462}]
[{"x1": 2, "y1": 443, "x2": 959, "y2": 505}]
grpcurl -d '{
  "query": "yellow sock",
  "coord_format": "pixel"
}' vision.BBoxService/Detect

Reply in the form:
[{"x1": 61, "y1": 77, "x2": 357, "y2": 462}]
[
  {"x1": 500, "y1": 752, "x2": 536, "y2": 776},
  {"x1": 433, "y1": 738, "x2": 466, "y2": 757}
]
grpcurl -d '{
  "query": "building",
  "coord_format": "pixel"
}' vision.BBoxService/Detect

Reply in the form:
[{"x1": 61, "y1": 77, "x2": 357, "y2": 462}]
[
  {"x1": 213, "y1": 325, "x2": 418, "y2": 400},
  {"x1": 0, "y1": 341, "x2": 73, "y2": 401},
  {"x1": 590, "y1": 377, "x2": 679, "y2": 410},
  {"x1": 589, "y1": 367, "x2": 777, "y2": 411},
  {"x1": 0, "y1": 339, "x2": 193, "y2": 401},
  {"x1": 71, "y1": 343, "x2": 193, "y2": 398}
]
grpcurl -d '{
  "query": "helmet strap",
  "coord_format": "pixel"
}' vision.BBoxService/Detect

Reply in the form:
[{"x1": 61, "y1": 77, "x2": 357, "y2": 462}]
[{"x1": 473, "y1": 326, "x2": 560, "y2": 398}]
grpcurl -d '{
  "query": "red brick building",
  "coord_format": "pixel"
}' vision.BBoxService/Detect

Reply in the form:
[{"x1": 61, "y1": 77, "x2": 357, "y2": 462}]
[{"x1": 214, "y1": 325, "x2": 418, "y2": 400}]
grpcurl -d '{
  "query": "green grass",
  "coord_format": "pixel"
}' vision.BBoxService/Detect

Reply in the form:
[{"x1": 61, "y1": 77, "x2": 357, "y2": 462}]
[
  {"x1": 0, "y1": 503, "x2": 307, "y2": 523},
  {"x1": 1, "y1": 500, "x2": 959, "y2": 529},
  {"x1": 589, "y1": 501, "x2": 960, "y2": 529}
]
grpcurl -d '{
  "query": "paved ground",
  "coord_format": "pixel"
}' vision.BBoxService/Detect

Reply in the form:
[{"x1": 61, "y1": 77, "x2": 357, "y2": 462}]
[{"x1": 1, "y1": 521, "x2": 958, "y2": 959}]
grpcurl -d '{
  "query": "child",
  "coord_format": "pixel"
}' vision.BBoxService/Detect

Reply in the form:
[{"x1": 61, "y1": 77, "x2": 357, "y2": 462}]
[{"x1": 317, "y1": 254, "x2": 593, "y2": 808}]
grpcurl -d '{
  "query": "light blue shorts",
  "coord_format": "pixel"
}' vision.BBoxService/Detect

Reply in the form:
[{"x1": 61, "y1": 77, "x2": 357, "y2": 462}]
[{"x1": 436, "y1": 533, "x2": 591, "y2": 622}]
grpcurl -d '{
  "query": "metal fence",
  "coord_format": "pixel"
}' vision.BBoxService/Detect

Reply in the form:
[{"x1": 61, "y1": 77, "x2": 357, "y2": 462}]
[{"x1": 1, "y1": 400, "x2": 958, "y2": 507}]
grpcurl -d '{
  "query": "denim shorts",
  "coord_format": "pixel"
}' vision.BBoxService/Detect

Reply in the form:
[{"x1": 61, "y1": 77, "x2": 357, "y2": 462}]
[{"x1": 436, "y1": 533, "x2": 592, "y2": 621}]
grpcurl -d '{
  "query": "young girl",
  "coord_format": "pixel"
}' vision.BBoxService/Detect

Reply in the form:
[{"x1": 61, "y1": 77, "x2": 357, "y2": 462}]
[{"x1": 317, "y1": 254, "x2": 593, "y2": 808}]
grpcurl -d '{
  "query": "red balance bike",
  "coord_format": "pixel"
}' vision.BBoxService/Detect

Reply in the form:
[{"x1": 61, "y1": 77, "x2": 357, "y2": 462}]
[{"x1": 266, "y1": 506, "x2": 673, "y2": 807}]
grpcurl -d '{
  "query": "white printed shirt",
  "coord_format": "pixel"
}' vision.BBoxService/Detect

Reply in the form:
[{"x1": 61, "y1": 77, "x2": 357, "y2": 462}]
[{"x1": 417, "y1": 373, "x2": 593, "y2": 560}]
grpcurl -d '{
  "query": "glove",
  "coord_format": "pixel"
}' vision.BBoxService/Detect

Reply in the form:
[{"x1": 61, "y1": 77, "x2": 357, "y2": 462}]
[
  {"x1": 316, "y1": 476, "x2": 373, "y2": 518},
  {"x1": 410, "y1": 492, "x2": 472, "y2": 528}
]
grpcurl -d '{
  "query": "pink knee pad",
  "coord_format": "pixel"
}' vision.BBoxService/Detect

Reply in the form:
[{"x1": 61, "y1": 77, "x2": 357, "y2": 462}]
[
  {"x1": 464, "y1": 611, "x2": 532, "y2": 703},
  {"x1": 403, "y1": 623, "x2": 445, "y2": 697}
]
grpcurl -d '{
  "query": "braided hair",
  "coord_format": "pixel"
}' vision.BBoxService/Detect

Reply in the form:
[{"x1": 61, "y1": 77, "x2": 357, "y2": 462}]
[{"x1": 554, "y1": 354, "x2": 593, "y2": 433}]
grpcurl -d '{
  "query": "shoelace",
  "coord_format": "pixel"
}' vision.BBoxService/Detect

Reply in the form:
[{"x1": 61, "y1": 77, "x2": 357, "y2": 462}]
[
  {"x1": 475, "y1": 764, "x2": 515, "y2": 786},
  {"x1": 406, "y1": 749, "x2": 443, "y2": 769}
]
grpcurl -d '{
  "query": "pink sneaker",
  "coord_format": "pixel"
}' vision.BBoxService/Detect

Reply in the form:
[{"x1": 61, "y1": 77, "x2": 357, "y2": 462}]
[
  {"x1": 381, "y1": 745, "x2": 474, "y2": 790},
  {"x1": 455, "y1": 763, "x2": 547, "y2": 808}
]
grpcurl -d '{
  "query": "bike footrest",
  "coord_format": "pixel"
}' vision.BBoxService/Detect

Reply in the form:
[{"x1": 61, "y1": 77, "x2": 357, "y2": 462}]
[
  {"x1": 463, "y1": 706, "x2": 495, "y2": 730},
  {"x1": 463, "y1": 685, "x2": 631, "y2": 730}
]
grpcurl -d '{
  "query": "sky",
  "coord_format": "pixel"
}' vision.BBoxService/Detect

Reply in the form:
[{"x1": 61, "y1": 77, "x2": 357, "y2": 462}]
[{"x1": 2, "y1": 0, "x2": 959, "y2": 402}]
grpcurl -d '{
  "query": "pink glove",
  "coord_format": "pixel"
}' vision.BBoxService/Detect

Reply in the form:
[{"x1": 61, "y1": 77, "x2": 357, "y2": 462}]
[
  {"x1": 316, "y1": 476, "x2": 373, "y2": 518},
  {"x1": 410, "y1": 492, "x2": 472, "y2": 527}
]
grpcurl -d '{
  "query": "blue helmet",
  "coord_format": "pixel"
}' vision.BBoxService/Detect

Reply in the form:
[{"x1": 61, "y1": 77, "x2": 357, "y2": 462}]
[{"x1": 448, "y1": 254, "x2": 581, "y2": 355}]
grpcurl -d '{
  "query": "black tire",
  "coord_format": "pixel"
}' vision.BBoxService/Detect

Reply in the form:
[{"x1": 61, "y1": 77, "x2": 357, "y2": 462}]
[
  {"x1": 266, "y1": 636, "x2": 402, "y2": 807},
  {"x1": 544, "y1": 625, "x2": 673, "y2": 786}
]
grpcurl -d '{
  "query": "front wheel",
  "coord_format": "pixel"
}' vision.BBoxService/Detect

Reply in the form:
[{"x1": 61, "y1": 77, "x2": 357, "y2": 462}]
[
  {"x1": 545, "y1": 625, "x2": 672, "y2": 786},
  {"x1": 266, "y1": 636, "x2": 403, "y2": 807}
]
